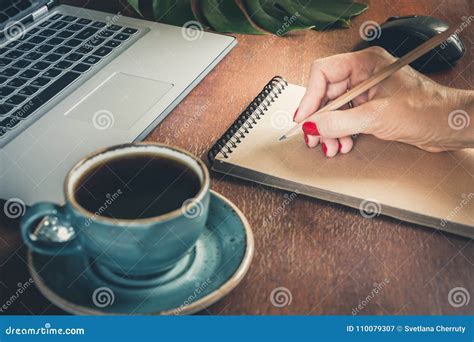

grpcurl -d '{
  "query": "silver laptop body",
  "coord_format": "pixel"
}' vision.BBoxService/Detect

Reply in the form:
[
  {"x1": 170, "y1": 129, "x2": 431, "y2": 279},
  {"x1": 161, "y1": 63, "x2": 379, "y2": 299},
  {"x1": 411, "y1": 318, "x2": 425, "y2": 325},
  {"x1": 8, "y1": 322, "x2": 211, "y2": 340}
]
[{"x1": 0, "y1": 1, "x2": 236, "y2": 205}]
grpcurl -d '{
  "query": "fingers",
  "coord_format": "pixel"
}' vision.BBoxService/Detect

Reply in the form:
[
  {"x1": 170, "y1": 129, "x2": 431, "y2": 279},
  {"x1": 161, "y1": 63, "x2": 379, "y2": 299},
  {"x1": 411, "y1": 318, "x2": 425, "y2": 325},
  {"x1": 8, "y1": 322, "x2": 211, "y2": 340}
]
[
  {"x1": 301, "y1": 101, "x2": 378, "y2": 157},
  {"x1": 304, "y1": 136, "x2": 354, "y2": 158},
  {"x1": 338, "y1": 136, "x2": 354, "y2": 154},
  {"x1": 295, "y1": 54, "x2": 354, "y2": 123},
  {"x1": 297, "y1": 47, "x2": 395, "y2": 157},
  {"x1": 302, "y1": 101, "x2": 378, "y2": 139},
  {"x1": 295, "y1": 47, "x2": 393, "y2": 123},
  {"x1": 320, "y1": 138, "x2": 339, "y2": 157},
  {"x1": 305, "y1": 134, "x2": 319, "y2": 148}
]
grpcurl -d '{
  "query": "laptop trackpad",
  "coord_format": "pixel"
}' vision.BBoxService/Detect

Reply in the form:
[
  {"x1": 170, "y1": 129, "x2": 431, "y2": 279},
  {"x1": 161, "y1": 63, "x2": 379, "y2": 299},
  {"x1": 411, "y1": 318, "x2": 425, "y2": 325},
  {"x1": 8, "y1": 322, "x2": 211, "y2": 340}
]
[{"x1": 66, "y1": 73, "x2": 173, "y2": 130}]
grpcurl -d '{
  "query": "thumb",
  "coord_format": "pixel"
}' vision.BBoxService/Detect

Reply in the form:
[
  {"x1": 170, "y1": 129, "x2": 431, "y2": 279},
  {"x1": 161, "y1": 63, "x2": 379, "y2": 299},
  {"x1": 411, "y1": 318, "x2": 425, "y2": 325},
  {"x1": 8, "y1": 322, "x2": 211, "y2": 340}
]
[{"x1": 302, "y1": 101, "x2": 380, "y2": 138}]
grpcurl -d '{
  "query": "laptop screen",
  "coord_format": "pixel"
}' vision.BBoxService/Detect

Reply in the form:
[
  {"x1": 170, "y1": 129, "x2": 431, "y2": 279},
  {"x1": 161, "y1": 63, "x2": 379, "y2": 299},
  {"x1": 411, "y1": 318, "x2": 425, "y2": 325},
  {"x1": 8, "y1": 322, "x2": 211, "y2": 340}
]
[{"x1": 1, "y1": 0, "x2": 50, "y2": 34}]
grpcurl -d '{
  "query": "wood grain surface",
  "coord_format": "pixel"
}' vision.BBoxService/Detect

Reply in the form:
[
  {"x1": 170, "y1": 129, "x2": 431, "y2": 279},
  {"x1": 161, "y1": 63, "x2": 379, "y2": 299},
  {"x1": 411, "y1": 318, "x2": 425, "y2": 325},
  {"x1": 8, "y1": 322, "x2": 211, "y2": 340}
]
[{"x1": 0, "y1": 0, "x2": 472, "y2": 315}]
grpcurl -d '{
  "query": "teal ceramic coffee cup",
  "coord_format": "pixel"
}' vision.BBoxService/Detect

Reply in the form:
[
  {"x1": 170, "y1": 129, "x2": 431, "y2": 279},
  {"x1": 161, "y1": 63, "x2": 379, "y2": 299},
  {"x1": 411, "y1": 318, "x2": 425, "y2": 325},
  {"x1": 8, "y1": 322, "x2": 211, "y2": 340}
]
[{"x1": 21, "y1": 143, "x2": 210, "y2": 278}]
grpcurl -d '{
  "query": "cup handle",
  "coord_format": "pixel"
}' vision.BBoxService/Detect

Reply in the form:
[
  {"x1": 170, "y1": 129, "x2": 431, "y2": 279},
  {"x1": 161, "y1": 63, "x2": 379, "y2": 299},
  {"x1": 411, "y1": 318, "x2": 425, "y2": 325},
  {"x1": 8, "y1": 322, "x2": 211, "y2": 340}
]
[{"x1": 20, "y1": 202, "x2": 81, "y2": 255}]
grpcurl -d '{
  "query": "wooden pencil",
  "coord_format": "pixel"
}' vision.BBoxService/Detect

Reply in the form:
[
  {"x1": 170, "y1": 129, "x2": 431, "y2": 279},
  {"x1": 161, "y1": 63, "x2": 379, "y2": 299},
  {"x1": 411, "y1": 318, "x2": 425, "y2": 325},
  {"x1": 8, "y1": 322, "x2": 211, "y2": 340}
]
[{"x1": 279, "y1": 25, "x2": 459, "y2": 141}]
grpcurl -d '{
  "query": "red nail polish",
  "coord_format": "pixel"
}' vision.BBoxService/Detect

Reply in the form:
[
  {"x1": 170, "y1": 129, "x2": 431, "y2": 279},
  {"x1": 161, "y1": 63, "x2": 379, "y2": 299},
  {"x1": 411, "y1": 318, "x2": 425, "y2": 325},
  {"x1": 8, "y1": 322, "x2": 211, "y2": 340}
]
[
  {"x1": 302, "y1": 122, "x2": 320, "y2": 136},
  {"x1": 338, "y1": 142, "x2": 342, "y2": 153},
  {"x1": 304, "y1": 134, "x2": 309, "y2": 146},
  {"x1": 293, "y1": 108, "x2": 299, "y2": 122},
  {"x1": 322, "y1": 143, "x2": 327, "y2": 156}
]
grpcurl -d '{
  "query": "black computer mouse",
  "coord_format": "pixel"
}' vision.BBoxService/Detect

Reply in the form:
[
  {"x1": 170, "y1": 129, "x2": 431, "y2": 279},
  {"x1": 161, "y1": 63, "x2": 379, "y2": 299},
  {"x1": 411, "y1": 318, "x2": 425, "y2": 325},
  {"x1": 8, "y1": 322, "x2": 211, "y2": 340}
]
[{"x1": 366, "y1": 15, "x2": 466, "y2": 73}]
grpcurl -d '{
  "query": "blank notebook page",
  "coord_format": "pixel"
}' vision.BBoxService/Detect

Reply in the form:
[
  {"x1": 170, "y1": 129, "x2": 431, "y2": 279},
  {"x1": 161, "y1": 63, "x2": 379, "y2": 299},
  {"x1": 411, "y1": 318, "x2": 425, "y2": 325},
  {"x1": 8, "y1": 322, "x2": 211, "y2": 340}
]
[{"x1": 211, "y1": 80, "x2": 474, "y2": 238}]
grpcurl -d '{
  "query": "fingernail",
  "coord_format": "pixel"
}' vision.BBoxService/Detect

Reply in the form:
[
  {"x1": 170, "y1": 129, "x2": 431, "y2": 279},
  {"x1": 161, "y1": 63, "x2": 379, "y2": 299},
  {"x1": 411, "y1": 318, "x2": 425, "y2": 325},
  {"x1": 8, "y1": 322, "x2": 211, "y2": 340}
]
[
  {"x1": 338, "y1": 142, "x2": 342, "y2": 153},
  {"x1": 322, "y1": 143, "x2": 328, "y2": 156},
  {"x1": 304, "y1": 133, "x2": 309, "y2": 146},
  {"x1": 307, "y1": 135, "x2": 318, "y2": 148},
  {"x1": 293, "y1": 108, "x2": 299, "y2": 122},
  {"x1": 302, "y1": 121, "x2": 319, "y2": 136}
]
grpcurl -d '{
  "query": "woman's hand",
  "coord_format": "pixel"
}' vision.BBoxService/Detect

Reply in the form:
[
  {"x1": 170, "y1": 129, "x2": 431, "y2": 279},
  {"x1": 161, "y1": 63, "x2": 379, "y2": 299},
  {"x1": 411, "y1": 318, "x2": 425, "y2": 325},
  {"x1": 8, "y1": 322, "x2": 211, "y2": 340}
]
[{"x1": 295, "y1": 46, "x2": 474, "y2": 157}]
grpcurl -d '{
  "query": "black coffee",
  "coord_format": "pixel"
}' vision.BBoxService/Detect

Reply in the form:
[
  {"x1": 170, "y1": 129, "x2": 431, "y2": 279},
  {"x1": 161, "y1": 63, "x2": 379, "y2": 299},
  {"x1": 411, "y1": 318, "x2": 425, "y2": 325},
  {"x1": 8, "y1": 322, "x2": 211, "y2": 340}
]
[{"x1": 74, "y1": 153, "x2": 201, "y2": 220}]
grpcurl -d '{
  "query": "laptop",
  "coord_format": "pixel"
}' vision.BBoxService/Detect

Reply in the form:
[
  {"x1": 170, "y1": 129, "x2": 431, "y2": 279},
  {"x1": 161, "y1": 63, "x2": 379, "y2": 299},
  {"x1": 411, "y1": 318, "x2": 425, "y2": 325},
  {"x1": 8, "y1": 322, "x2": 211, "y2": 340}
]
[{"x1": 0, "y1": 0, "x2": 236, "y2": 205}]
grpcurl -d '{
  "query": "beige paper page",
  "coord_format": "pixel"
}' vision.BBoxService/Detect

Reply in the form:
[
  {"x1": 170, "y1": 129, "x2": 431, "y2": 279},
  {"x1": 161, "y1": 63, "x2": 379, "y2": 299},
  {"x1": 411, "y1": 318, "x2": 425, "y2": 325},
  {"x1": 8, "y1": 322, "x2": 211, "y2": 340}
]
[{"x1": 214, "y1": 83, "x2": 474, "y2": 235}]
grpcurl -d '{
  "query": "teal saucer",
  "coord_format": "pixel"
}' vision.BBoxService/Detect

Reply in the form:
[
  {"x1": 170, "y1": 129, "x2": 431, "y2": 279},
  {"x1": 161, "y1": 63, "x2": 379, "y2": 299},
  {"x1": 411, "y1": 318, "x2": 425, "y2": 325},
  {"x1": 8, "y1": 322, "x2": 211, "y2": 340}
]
[{"x1": 28, "y1": 190, "x2": 254, "y2": 315}]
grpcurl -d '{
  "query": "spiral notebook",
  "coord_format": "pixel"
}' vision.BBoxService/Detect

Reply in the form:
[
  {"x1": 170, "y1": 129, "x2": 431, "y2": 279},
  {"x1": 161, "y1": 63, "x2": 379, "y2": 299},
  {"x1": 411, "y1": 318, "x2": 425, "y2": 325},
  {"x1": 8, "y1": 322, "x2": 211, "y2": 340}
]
[{"x1": 208, "y1": 76, "x2": 474, "y2": 238}]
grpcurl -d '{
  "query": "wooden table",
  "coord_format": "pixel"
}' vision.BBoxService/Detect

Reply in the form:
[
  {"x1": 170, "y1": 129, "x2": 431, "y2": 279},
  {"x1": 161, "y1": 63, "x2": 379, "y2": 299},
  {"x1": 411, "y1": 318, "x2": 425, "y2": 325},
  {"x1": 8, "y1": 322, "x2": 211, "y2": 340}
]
[{"x1": 1, "y1": 0, "x2": 472, "y2": 315}]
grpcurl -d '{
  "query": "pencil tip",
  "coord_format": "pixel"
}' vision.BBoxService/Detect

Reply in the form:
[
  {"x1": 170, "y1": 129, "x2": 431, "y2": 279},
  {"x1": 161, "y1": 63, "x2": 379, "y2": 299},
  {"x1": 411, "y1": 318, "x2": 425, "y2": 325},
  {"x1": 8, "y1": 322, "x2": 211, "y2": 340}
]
[{"x1": 279, "y1": 135, "x2": 286, "y2": 141}]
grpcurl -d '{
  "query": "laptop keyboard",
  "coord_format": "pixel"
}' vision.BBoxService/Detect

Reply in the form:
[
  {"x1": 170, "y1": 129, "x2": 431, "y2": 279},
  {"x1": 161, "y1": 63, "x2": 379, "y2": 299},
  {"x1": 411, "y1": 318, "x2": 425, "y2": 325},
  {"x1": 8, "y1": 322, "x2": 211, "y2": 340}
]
[
  {"x1": 0, "y1": 12, "x2": 140, "y2": 140},
  {"x1": 0, "y1": 0, "x2": 34, "y2": 25}
]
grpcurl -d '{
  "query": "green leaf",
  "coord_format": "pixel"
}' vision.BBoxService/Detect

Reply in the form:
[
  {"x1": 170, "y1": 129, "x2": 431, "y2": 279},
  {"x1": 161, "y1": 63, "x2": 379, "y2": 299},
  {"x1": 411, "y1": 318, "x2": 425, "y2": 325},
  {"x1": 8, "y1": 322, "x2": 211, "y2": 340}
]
[
  {"x1": 243, "y1": 1, "x2": 311, "y2": 35},
  {"x1": 152, "y1": 0, "x2": 196, "y2": 25},
  {"x1": 129, "y1": 0, "x2": 368, "y2": 34},
  {"x1": 269, "y1": 0, "x2": 368, "y2": 30},
  {"x1": 128, "y1": 0, "x2": 142, "y2": 16},
  {"x1": 201, "y1": 0, "x2": 264, "y2": 34}
]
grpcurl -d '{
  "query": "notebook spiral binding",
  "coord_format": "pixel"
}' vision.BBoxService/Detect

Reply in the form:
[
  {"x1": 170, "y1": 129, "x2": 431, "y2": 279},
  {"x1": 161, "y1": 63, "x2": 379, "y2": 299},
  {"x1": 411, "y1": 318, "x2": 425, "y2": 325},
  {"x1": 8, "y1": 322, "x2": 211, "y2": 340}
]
[{"x1": 208, "y1": 76, "x2": 288, "y2": 163}]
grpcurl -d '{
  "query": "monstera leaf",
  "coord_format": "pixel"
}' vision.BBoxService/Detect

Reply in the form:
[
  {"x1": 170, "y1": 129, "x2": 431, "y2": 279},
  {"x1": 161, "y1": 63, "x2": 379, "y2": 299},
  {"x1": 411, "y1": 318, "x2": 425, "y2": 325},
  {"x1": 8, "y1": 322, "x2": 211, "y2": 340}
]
[{"x1": 128, "y1": 0, "x2": 368, "y2": 35}]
